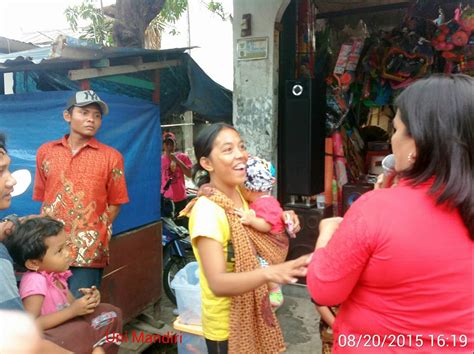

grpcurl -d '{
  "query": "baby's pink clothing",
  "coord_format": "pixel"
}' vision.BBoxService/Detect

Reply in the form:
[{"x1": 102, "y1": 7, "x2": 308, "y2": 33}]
[
  {"x1": 19, "y1": 270, "x2": 72, "y2": 315},
  {"x1": 250, "y1": 196, "x2": 285, "y2": 234}
]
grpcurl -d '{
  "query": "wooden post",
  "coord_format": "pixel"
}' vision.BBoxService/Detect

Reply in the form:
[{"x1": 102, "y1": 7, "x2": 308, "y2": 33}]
[
  {"x1": 0, "y1": 73, "x2": 4, "y2": 95},
  {"x1": 80, "y1": 61, "x2": 91, "y2": 90},
  {"x1": 152, "y1": 69, "x2": 160, "y2": 104}
]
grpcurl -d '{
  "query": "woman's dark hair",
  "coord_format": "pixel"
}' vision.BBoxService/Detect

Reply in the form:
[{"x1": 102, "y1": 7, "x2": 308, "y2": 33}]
[
  {"x1": 4, "y1": 216, "x2": 65, "y2": 271},
  {"x1": 395, "y1": 74, "x2": 473, "y2": 238},
  {"x1": 192, "y1": 123, "x2": 236, "y2": 187}
]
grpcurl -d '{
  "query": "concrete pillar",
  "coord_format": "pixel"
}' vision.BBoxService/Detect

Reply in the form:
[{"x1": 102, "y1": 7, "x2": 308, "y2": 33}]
[
  {"x1": 232, "y1": 0, "x2": 290, "y2": 164},
  {"x1": 182, "y1": 111, "x2": 194, "y2": 161}
]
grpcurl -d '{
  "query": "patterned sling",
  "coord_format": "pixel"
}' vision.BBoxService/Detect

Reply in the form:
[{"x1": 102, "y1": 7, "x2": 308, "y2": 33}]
[{"x1": 181, "y1": 184, "x2": 289, "y2": 353}]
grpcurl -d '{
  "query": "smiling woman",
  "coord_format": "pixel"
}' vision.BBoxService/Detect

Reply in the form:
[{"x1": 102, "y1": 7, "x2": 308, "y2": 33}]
[{"x1": 180, "y1": 123, "x2": 311, "y2": 354}]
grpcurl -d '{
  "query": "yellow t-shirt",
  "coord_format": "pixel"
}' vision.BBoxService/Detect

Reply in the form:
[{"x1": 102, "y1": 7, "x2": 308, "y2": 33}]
[{"x1": 188, "y1": 193, "x2": 248, "y2": 341}]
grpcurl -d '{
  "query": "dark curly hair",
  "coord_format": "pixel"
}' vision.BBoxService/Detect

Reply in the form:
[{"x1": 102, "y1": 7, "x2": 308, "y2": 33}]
[{"x1": 4, "y1": 216, "x2": 64, "y2": 271}]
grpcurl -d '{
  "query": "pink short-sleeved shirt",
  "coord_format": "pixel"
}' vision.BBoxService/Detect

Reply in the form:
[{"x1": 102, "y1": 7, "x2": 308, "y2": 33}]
[
  {"x1": 307, "y1": 179, "x2": 473, "y2": 353},
  {"x1": 19, "y1": 271, "x2": 72, "y2": 316},
  {"x1": 161, "y1": 153, "x2": 192, "y2": 202}
]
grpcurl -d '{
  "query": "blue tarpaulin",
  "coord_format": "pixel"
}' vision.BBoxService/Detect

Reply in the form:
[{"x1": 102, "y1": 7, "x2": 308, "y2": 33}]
[{"x1": 0, "y1": 90, "x2": 161, "y2": 235}]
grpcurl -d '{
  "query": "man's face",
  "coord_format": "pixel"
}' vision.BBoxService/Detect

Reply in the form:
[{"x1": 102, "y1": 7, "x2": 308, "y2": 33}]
[
  {"x1": 63, "y1": 104, "x2": 103, "y2": 138},
  {"x1": 0, "y1": 148, "x2": 17, "y2": 210},
  {"x1": 163, "y1": 139, "x2": 176, "y2": 154}
]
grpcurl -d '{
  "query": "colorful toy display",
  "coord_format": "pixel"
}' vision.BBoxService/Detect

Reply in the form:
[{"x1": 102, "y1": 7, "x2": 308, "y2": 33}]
[{"x1": 316, "y1": 3, "x2": 473, "y2": 215}]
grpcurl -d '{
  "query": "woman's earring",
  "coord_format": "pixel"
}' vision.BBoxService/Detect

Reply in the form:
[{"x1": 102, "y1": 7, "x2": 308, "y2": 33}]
[{"x1": 408, "y1": 153, "x2": 416, "y2": 163}]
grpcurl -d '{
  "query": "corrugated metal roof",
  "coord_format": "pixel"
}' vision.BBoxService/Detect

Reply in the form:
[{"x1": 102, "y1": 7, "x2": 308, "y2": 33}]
[
  {"x1": 0, "y1": 36, "x2": 37, "y2": 54},
  {"x1": 0, "y1": 35, "x2": 193, "y2": 71},
  {"x1": 0, "y1": 46, "x2": 52, "y2": 65},
  {"x1": 15, "y1": 28, "x2": 78, "y2": 47}
]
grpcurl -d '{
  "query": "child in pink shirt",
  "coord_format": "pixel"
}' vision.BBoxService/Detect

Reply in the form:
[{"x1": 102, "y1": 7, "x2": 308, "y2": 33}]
[
  {"x1": 5, "y1": 216, "x2": 122, "y2": 354},
  {"x1": 236, "y1": 156, "x2": 294, "y2": 309}
]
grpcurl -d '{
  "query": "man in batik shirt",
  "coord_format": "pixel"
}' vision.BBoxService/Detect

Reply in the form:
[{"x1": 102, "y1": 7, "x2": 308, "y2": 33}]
[{"x1": 33, "y1": 90, "x2": 129, "y2": 297}]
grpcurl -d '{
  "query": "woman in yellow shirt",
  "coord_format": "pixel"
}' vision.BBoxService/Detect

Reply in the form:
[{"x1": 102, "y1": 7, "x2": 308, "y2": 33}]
[{"x1": 184, "y1": 123, "x2": 311, "y2": 354}]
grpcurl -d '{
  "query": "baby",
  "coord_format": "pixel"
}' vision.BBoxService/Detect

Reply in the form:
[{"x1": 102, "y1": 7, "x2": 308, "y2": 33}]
[{"x1": 236, "y1": 156, "x2": 293, "y2": 309}]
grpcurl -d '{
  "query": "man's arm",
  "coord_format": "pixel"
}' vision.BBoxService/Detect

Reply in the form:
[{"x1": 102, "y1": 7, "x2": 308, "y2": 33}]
[
  {"x1": 32, "y1": 146, "x2": 46, "y2": 202},
  {"x1": 108, "y1": 205, "x2": 121, "y2": 223},
  {"x1": 171, "y1": 153, "x2": 192, "y2": 177},
  {"x1": 0, "y1": 244, "x2": 23, "y2": 311},
  {"x1": 0, "y1": 259, "x2": 24, "y2": 311}
]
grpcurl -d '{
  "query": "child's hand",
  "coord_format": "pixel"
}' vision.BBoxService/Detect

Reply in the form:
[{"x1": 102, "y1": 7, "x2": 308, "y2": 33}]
[
  {"x1": 282, "y1": 210, "x2": 301, "y2": 234},
  {"x1": 78, "y1": 286, "x2": 101, "y2": 308},
  {"x1": 284, "y1": 213, "x2": 297, "y2": 238},
  {"x1": 234, "y1": 208, "x2": 256, "y2": 225},
  {"x1": 90, "y1": 286, "x2": 101, "y2": 307},
  {"x1": 70, "y1": 294, "x2": 96, "y2": 316}
]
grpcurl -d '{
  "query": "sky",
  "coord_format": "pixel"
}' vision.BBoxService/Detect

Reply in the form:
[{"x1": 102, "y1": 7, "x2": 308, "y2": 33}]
[{"x1": 0, "y1": 0, "x2": 233, "y2": 90}]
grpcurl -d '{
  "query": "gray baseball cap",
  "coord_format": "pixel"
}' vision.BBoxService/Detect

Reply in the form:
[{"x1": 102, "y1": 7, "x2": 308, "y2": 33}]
[{"x1": 66, "y1": 90, "x2": 109, "y2": 115}]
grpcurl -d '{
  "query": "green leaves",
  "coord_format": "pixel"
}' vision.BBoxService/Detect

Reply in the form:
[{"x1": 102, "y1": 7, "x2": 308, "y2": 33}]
[
  {"x1": 64, "y1": 0, "x2": 229, "y2": 47},
  {"x1": 65, "y1": 0, "x2": 114, "y2": 46},
  {"x1": 206, "y1": 0, "x2": 229, "y2": 21}
]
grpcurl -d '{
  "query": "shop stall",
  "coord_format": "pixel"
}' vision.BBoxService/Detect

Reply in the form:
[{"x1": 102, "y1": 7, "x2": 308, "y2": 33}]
[{"x1": 279, "y1": 0, "x2": 473, "y2": 267}]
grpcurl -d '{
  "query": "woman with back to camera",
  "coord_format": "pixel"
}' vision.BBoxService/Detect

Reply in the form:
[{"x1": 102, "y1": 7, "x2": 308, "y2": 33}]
[
  {"x1": 181, "y1": 123, "x2": 311, "y2": 354},
  {"x1": 307, "y1": 74, "x2": 473, "y2": 353}
]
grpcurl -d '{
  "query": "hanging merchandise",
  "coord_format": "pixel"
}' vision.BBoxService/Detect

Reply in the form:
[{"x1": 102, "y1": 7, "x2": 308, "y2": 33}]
[
  {"x1": 381, "y1": 48, "x2": 431, "y2": 84},
  {"x1": 431, "y1": 4, "x2": 474, "y2": 73},
  {"x1": 301, "y1": 1, "x2": 474, "y2": 217},
  {"x1": 325, "y1": 83, "x2": 353, "y2": 134},
  {"x1": 379, "y1": 16, "x2": 436, "y2": 88},
  {"x1": 333, "y1": 38, "x2": 365, "y2": 86},
  {"x1": 325, "y1": 25, "x2": 367, "y2": 134},
  {"x1": 341, "y1": 127, "x2": 365, "y2": 182}
]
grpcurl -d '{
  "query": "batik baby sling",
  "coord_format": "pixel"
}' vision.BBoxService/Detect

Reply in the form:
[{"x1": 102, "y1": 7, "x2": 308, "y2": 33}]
[{"x1": 181, "y1": 185, "x2": 289, "y2": 353}]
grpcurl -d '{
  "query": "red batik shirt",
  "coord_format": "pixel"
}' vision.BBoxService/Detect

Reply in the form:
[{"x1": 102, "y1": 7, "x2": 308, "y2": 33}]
[{"x1": 33, "y1": 136, "x2": 129, "y2": 268}]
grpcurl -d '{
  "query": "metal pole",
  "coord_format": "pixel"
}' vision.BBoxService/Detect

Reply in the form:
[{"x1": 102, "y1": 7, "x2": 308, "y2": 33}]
[{"x1": 187, "y1": 2, "x2": 191, "y2": 55}]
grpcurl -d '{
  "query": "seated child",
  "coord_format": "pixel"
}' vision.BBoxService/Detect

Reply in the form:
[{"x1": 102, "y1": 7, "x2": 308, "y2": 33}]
[
  {"x1": 4, "y1": 216, "x2": 122, "y2": 354},
  {"x1": 315, "y1": 303, "x2": 339, "y2": 354},
  {"x1": 235, "y1": 156, "x2": 292, "y2": 309}
]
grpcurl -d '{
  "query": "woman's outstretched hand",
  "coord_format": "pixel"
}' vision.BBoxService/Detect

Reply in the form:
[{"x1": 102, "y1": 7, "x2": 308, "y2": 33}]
[{"x1": 265, "y1": 253, "x2": 312, "y2": 284}]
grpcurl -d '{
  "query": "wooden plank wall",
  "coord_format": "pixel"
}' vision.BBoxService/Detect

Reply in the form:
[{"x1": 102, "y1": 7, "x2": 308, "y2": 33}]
[{"x1": 101, "y1": 222, "x2": 163, "y2": 323}]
